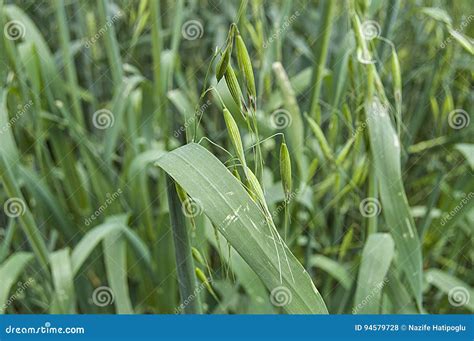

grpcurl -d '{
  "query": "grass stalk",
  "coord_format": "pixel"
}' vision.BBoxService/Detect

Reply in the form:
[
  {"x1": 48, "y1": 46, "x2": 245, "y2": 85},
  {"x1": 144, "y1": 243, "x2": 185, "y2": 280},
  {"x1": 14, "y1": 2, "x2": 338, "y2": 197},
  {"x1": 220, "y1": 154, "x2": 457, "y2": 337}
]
[
  {"x1": 309, "y1": 0, "x2": 335, "y2": 123},
  {"x1": 53, "y1": 0, "x2": 85, "y2": 128},
  {"x1": 166, "y1": 176, "x2": 203, "y2": 314},
  {"x1": 0, "y1": 153, "x2": 50, "y2": 271}
]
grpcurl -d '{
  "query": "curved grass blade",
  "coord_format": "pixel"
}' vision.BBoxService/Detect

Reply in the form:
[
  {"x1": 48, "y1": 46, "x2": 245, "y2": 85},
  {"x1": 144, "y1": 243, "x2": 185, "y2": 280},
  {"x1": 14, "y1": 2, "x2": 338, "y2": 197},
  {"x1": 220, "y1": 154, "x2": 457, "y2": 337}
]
[
  {"x1": 310, "y1": 255, "x2": 352, "y2": 290},
  {"x1": 426, "y1": 269, "x2": 474, "y2": 312},
  {"x1": 104, "y1": 227, "x2": 133, "y2": 314},
  {"x1": 0, "y1": 252, "x2": 33, "y2": 314},
  {"x1": 366, "y1": 99, "x2": 423, "y2": 308},
  {"x1": 19, "y1": 166, "x2": 75, "y2": 241},
  {"x1": 50, "y1": 248, "x2": 76, "y2": 313},
  {"x1": 353, "y1": 233, "x2": 394, "y2": 314},
  {"x1": 155, "y1": 143, "x2": 328, "y2": 314},
  {"x1": 71, "y1": 214, "x2": 151, "y2": 275}
]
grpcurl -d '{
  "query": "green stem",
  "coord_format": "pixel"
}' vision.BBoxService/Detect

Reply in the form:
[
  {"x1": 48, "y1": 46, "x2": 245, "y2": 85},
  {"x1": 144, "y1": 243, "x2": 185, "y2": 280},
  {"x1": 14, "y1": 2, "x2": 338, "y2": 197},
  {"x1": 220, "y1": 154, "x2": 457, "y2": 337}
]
[
  {"x1": 309, "y1": 0, "x2": 335, "y2": 123},
  {"x1": 166, "y1": 176, "x2": 203, "y2": 314},
  {"x1": 0, "y1": 154, "x2": 50, "y2": 271},
  {"x1": 98, "y1": 0, "x2": 124, "y2": 88},
  {"x1": 150, "y1": 0, "x2": 168, "y2": 146},
  {"x1": 54, "y1": 0, "x2": 85, "y2": 128}
]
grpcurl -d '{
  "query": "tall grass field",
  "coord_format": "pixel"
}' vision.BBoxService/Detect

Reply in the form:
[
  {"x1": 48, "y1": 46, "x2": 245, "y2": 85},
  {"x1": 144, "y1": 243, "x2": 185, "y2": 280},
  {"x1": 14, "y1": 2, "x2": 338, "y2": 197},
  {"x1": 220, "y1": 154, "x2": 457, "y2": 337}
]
[{"x1": 0, "y1": 0, "x2": 472, "y2": 315}]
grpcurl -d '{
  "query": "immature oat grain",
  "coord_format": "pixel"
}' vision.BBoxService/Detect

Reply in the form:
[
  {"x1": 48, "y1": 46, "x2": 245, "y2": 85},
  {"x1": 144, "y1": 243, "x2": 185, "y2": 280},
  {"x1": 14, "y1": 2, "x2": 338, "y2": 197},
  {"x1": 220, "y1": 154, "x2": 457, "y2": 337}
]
[
  {"x1": 216, "y1": 41, "x2": 232, "y2": 81},
  {"x1": 235, "y1": 33, "x2": 256, "y2": 104},
  {"x1": 224, "y1": 65, "x2": 244, "y2": 110},
  {"x1": 223, "y1": 108, "x2": 247, "y2": 173},
  {"x1": 192, "y1": 247, "x2": 205, "y2": 265},
  {"x1": 245, "y1": 166, "x2": 266, "y2": 206},
  {"x1": 195, "y1": 267, "x2": 218, "y2": 300},
  {"x1": 280, "y1": 142, "x2": 292, "y2": 202}
]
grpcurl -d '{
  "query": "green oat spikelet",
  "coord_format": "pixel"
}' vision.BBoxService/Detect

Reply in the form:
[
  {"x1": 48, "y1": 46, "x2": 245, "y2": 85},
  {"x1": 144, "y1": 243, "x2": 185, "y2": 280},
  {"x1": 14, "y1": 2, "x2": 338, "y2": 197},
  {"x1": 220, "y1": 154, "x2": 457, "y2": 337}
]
[
  {"x1": 235, "y1": 33, "x2": 256, "y2": 108},
  {"x1": 223, "y1": 107, "x2": 247, "y2": 175},
  {"x1": 245, "y1": 166, "x2": 266, "y2": 208},
  {"x1": 195, "y1": 267, "x2": 219, "y2": 301},
  {"x1": 224, "y1": 64, "x2": 244, "y2": 111},
  {"x1": 216, "y1": 25, "x2": 235, "y2": 81},
  {"x1": 280, "y1": 142, "x2": 292, "y2": 202},
  {"x1": 216, "y1": 42, "x2": 232, "y2": 81},
  {"x1": 192, "y1": 247, "x2": 205, "y2": 265}
]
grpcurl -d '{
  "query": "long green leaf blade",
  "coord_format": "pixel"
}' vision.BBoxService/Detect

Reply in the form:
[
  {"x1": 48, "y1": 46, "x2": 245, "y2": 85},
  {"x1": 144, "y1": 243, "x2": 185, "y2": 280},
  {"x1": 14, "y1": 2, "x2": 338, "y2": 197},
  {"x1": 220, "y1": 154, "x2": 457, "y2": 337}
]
[
  {"x1": 155, "y1": 143, "x2": 328, "y2": 314},
  {"x1": 366, "y1": 99, "x2": 423, "y2": 307}
]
